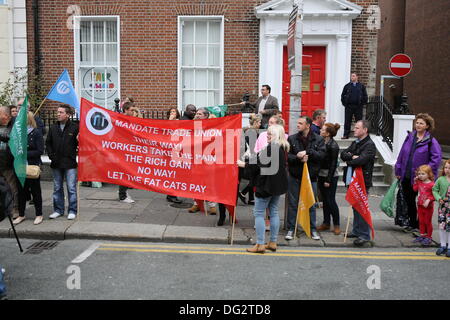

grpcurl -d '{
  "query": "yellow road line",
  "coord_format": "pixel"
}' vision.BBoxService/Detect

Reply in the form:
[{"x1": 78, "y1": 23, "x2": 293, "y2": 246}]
[
  {"x1": 98, "y1": 243, "x2": 437, "y2": 256},
  {"x1": 96, "y1": 247, "x2": 448, "y2": 261}
]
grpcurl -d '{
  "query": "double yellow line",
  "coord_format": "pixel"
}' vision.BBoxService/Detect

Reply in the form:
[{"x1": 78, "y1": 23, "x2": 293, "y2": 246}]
[{"x1": 96, "y1": 243, "x2": 449, "y2": 261}]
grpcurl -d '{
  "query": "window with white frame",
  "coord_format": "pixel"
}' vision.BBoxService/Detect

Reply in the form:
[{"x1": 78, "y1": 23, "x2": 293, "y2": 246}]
[
  {"x1": 179, "y1": 17, "x2": 223, "y2": 110},
  {"x1": 74, "y1": 17, "x2": 120, "y2": 110}
]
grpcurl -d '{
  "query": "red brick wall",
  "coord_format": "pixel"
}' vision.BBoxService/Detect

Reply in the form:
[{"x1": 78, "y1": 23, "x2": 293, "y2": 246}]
[
  {"x1": 375, "y1": 0, "x2": 405, "y2": 101},
  {"x1": 375, "y1": 0, "x2": 449, "y2": 145},
  {"x1": 27, "y1": 0, "x2": 379, "y2": 112},
  {"x1": 26, "y1": 0, "x2": 266, "y2": 112},
  {"x1": 349, "y1": 0, "x2": 379, "y2": 95},
  {"x1": 404, "y1": 0, "x2": 450, "y2": 145}
]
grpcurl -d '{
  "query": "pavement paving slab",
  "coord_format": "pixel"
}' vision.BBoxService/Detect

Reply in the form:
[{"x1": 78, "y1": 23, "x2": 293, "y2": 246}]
[
  {"x1": 0, "y1": 219, "x2": 11, "y2": 237},
  {"x1": 9, "y1": 220, "x2": 74, "y2": 240},
  {"x1": 65, "y1": 221, "x2": 165, "y2": 242},
  {"x1": 163, "y1": 225, "x2": 229, "y2": 244},
  {"x1": 1, "y1": 181, "x2": 443, "y2": 249}
]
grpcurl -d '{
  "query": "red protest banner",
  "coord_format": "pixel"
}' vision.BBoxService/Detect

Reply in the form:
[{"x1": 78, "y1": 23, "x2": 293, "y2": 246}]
[
  {"x1": 345, "y1": 167, "x2": 375, "y2": 239},
  {"x1": 78, "y1": 98, "x2": 241, "y2": 206}
]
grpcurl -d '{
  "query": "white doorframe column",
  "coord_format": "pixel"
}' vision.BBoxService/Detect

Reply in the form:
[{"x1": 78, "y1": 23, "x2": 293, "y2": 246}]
[
  {"x1": 334, "y1": 34, "x2": 350, "y2": 127},
  {"x1": 264, "y1": 34, "x2": 278, "y2": 93}
]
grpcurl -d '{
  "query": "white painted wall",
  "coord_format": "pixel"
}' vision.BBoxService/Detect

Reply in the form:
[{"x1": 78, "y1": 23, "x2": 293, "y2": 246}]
[
  {"x1": 0, "y1": 3, "x2": 11, "y2": 84},
  {"x1": 0, "y1": 0, "x2": 28, "y2": 93}
]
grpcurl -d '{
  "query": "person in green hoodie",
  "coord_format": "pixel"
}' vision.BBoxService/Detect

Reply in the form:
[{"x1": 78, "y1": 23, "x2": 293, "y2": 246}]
[{"x1": 432, "y1": 159, "x2": 450, "y2": 257}]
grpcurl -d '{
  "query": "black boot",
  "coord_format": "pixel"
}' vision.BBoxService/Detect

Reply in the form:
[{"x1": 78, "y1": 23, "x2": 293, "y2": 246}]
[
  {"x1": 167, "y1": 195, "x2": 182, "y2": 204},
  {"x1": 217, "y1": 204, "x2": 226, "y2": 226}
]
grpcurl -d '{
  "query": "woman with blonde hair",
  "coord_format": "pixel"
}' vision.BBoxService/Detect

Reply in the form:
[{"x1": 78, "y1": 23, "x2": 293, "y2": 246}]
[
  {"x1": 13, "y1": 112, "x2": 44, "y2": 225},
  {"x1": 238, "y1": 124, "x2": 289, "y2": 253}
]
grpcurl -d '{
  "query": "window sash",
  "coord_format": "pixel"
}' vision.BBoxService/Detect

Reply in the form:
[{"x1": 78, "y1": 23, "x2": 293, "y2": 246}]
[
  {"x1": 74, "y1": 17, "x2": 120, "y2": 110},
  {"x1": 179, "y1": 17, "x2": 223, "y2": 110}
]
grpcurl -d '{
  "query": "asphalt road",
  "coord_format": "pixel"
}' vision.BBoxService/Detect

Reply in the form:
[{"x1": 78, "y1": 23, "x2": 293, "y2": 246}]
[{"x1": 1, "y1": 238, "x2": 449, "y2": 300}]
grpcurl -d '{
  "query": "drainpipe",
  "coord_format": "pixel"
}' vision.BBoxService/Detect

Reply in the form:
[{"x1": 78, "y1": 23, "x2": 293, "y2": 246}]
[
  {"x1": 7, "y1": 0, "x2": 14, "y2": 77},
  {"x1": 32, "y1": 0, "x2": 41, "y2": 77}
]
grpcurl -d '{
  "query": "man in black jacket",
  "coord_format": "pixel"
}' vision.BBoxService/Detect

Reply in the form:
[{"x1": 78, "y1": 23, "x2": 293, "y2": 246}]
[
  {"x1": 0, "y1": 106, "x2": 19, "y2": 218},
  {"x1": 340, "y1": 73, "x2": 368, "y2": 139},
  {"x1": 46, "y1": 105, "x2": 79, "y2": 220},
  {"x1": 285, "y1": 116, "x2": 326, "y2": 241},
  {"x1": 340, "y1": 120, "x2": 376, "y2": 247}
]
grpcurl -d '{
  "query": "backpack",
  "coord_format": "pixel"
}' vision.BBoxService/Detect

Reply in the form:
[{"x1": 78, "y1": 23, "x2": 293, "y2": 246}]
[{"x1": 0, "y1": 176, "x2": 12, "y2": 222}]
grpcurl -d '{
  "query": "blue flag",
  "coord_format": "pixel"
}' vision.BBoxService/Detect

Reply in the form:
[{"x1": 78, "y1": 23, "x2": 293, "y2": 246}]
[{"x1": 46, "y1": 69, "x2": 80, "y2": 114}]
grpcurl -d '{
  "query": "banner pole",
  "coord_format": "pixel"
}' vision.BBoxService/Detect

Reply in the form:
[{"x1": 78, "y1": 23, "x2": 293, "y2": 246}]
[
  {"x1": 344, "y1": 206, "x2": 352, "y2": 243},
  {"x1": 33, "y1": 98, "x2": 47, "y2": 116},
  {"x1": 230, "y1": 208, "x2": 236, "y2": 246},
  {"x1": 76, "y1": 175, "x2": 80, "y2": 222}
]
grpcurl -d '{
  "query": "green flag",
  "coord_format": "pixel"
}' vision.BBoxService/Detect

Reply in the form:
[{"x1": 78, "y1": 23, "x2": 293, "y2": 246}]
[
  {"x1": 9, "y1": 95, "x2": 28, "y2": 187},
  {"x1": 206, "y1": 105, "x2": 228, "y2": 118}
]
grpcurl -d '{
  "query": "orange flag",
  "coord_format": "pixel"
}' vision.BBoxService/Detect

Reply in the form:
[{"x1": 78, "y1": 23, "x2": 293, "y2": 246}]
[{"x1": 297, "y1": 163, "x2": 315, "y2": 238}]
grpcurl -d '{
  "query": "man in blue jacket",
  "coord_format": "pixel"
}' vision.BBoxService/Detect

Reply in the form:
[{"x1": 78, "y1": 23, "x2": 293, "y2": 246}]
[{"x1": 340, "y1": 73, "x2": 368, "y2": 139}]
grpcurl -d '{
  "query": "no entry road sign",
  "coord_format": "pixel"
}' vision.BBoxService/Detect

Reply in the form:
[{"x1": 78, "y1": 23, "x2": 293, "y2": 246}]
[{"x1": 389, "y1": 54, "x2": 413, "y2": 77}]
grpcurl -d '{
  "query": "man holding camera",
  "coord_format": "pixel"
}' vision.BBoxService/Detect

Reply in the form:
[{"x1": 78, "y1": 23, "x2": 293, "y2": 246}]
[{"x1": 241, "y1": 85, "x2": 279, "y2": 129}]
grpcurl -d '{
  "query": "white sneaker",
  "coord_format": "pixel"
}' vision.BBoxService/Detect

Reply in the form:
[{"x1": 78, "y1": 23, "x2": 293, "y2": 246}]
[
  {"x1": 285, "y1": 230, "x2": 294, "y2": 240},
  {"x1": 67, "y1": 213, "x2": 77, "y2": 220},
  {"x1": 312, "y1": 231, "x2": 321, "y2": 240},
  {"x1": 120, "y1": 196, "x2": 135, "y2": 204},
  {"x1": 49, "y1": 212, "x2": 63, "y2": 219}
]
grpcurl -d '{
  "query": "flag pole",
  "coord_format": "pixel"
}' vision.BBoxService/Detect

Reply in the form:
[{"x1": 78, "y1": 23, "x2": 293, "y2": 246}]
[
  {"x1": 230, "y1": 208, "x2": 236, "y2": 246},
  {"x1": 33, "y1": 98, "x2": 47, "y2": 117},
  {"x1": 294, "y1": 217, "x2": 299, "y2": 240},
  {"x1": 344, "y1": 206, "x2": 352, "y2": 243}
]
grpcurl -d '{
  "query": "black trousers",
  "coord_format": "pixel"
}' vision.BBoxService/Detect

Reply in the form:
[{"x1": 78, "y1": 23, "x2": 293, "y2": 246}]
[
  {"x1": 401, "y1": 178, "x2": 419, "y2": 229},
  {"x1": 318, "y1": 176, "x2": 340, "y2": 226},
  {"x1": 118, "y1": 185, "x2": 129, "y2": 200},
  {"x1": 344, "y1": 105, "x2": 363, "y2": 137},
  {"x1": 18, "y1": 178, "x2": 43, "y2": 217}
]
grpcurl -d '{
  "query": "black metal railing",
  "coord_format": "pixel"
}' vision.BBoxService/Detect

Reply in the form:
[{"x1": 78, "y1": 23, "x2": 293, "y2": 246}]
[
  {"x1": 38, "y1": 109, "x2": 170, "y2": 128},
  {"x1": 365, "y1": 96, "x2": 394, "y2": 150}
]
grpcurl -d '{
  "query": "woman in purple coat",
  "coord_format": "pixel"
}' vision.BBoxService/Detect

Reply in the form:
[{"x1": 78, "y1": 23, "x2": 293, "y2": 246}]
[{"x1": 395, "y1": 113, "x2": 442, "y2": 231}]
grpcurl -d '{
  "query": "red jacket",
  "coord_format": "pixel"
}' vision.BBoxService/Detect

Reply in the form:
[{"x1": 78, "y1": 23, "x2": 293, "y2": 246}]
[{"x1": 413, "y1": 180, "x2": 435, "y2": 207}]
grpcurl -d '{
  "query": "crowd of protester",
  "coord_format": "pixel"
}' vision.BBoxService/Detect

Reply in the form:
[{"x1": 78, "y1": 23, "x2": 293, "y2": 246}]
[{"x1": 0, "y1": 91, "x2": 446, "y2": 256}]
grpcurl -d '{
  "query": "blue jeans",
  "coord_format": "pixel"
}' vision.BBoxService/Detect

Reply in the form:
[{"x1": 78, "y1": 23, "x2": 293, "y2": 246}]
[
  {"x1": 52, "y1": 168, "x2": 78, "y2": 215},
  {"x1": 0, "y1": 266, "x2": 5, "y2": 297},
  {"x1": 286, "y1": 174, "x2": 317, "y2": 232},
  {"x1": 253, "y1": 195, "x2": 281, "y2": 245},
  {"x1": 352, "y1": 207, "x2": 371, "y2": 241}
]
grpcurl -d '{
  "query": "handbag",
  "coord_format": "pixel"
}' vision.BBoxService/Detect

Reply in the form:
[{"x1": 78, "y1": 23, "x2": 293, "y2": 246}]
[{"x1": 26, "y1": 165, "x2": 41, "y2": 179}]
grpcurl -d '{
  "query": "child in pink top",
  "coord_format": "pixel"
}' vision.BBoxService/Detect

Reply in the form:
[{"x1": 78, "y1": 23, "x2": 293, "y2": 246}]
[{"x1": 412, "y1": 165, "x2": 435, "y2": 246}]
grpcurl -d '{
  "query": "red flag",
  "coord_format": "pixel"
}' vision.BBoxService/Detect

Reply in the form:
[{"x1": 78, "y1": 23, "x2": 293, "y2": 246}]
[{"x1": 345, "y1": 167, "x2": 375, "y2": 239}]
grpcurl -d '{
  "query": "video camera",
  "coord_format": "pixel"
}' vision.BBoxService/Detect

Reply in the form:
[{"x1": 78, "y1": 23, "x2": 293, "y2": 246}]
[{"x1": 241, "y1": 92, "x2": 254, "y2": 113}]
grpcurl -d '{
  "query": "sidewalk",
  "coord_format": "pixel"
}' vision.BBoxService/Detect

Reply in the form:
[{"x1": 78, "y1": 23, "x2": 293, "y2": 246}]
[{"x1": 0, "y1": 182, "x2": 441, "y2": 248}]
